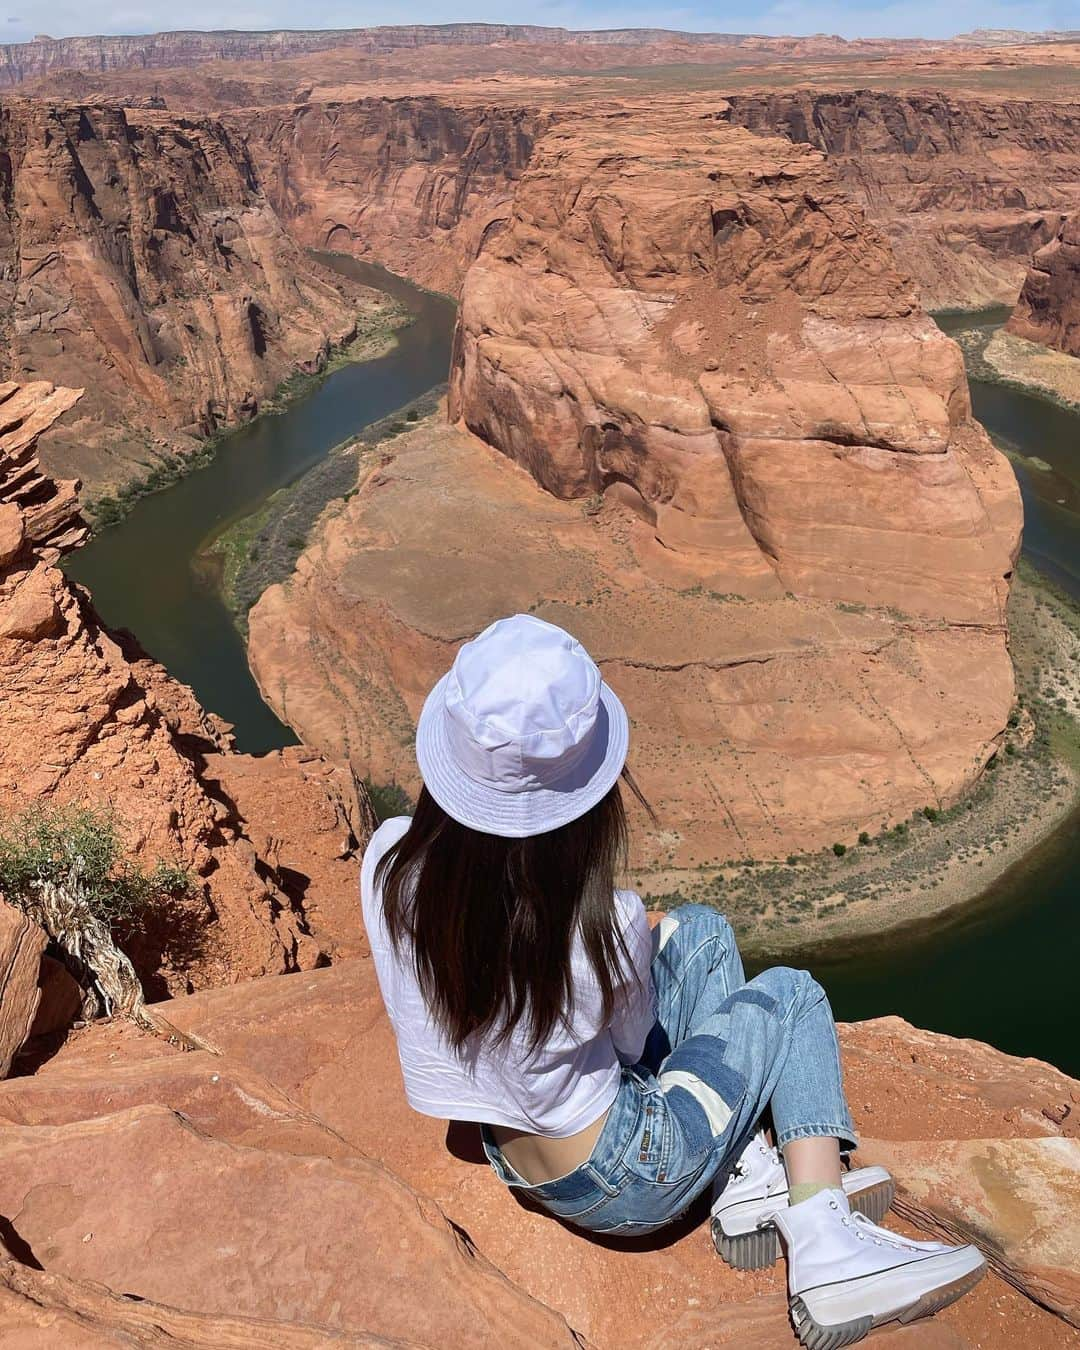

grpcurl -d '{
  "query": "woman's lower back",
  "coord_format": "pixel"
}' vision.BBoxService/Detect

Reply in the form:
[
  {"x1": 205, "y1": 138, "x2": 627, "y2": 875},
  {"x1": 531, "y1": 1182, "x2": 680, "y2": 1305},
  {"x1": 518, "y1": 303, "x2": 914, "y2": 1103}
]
[{"x1": 490, "y1": 1109, "x2": 611, "y2": 1186}]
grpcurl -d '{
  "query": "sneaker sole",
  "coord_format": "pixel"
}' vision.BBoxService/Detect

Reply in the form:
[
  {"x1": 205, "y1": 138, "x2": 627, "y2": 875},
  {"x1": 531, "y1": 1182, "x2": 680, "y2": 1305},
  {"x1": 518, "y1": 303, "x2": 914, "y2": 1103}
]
[
  {"x1": 790, "y1": 1254, "x2": 987, "y2": 1349},
  {"x1": 711, "y1": 1177, "x2": 895, "y2": 1271}
]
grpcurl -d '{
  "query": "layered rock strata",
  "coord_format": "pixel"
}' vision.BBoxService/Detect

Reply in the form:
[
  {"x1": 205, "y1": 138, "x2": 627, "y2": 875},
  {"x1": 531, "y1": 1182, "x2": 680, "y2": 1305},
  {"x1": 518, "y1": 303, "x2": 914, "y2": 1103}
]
[
  {"x1": 238, "y1": 97, "x2": 547, "y2": 295},
  {"x1": 0, "y1": 380, "x2": 369, "y2": 1041},
  {"x1": 0, "y1": 953, "x2": 1073, "y2": 1348},
  {"x1": 0, "y1": 99, "x2": 376, "y2": 495},
  {"x1": 0, "y1": 25, "x2": 996, "y2": 92},
  {"x1": 724, "y1": 92, "x2": 1080, "y2": 309},
  {"x1": 449, "y1": 106, "x2": 1020, "y2": 618},
  {"x1": 1007, "y1": 208, "x2": 1080, "y2": 356},
  {"x1": 0, "y1": 900, "x2": 46, "y2": 1075}
]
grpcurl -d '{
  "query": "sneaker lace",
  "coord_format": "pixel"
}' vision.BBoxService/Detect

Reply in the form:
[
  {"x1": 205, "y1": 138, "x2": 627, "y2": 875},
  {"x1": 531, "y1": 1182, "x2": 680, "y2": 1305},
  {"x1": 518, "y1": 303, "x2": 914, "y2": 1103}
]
[
  {"x1": 736, "y1": 1138, "x2": 777, "y2": 1180},
  {"x1": 829, "y1": 1199, "x2": 919, "y2": 1251}
]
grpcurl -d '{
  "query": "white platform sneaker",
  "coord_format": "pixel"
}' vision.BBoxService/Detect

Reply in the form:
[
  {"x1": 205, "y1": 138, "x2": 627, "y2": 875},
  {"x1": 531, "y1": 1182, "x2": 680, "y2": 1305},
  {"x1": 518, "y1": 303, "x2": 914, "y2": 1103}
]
[
  {"x1": 770, "y1": 1187, "x2": 987, "y2": 1348},
  {"x1": 710, "y1": 1134, "x2": 894, "y2": 1270}
]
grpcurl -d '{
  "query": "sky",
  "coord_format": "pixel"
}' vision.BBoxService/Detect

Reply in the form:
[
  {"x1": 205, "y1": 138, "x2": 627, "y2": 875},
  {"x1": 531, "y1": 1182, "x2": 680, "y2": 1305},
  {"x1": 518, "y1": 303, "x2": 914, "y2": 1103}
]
[{"x1": 1, "y1": 0, "x2": 1078, "y2": 46}]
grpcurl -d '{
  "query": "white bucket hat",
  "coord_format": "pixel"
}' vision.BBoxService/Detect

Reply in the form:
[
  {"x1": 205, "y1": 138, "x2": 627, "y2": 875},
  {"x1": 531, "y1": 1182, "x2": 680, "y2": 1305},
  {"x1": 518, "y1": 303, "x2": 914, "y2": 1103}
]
[{"x1": 415, "y1": 614, "x2": 630, "y2": 838}]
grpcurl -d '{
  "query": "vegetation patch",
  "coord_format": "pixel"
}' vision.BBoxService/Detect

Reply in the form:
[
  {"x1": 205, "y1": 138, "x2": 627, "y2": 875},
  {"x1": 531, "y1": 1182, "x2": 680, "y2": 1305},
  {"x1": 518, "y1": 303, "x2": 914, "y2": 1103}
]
[
  {"x1": 0, "y1": 804, "x2": 191, "y2": 935},
  {"x1": 206, "y1": 385, "x2": 446, "y2": 629},
  {"x1": 365, "y1": 780, "x2": 414, "y2": 824},
  {"x1": 0, "y1": 803, "x2": 195, "y2": 1019}
]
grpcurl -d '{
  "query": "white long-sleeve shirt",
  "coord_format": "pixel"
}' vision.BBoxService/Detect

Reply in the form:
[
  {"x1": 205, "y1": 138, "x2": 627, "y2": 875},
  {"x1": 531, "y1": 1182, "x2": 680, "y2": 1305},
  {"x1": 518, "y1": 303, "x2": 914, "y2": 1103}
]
[{"x1": 360, "y1": 816, "x2": 657, "y2": 1138}]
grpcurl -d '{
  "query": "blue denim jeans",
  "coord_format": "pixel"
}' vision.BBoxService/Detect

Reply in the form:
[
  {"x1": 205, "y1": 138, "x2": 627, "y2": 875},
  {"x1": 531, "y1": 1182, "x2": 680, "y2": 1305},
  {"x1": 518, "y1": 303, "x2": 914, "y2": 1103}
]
[{"x1": 482, "y1": 904, "x2": 856, "y2": 1236}]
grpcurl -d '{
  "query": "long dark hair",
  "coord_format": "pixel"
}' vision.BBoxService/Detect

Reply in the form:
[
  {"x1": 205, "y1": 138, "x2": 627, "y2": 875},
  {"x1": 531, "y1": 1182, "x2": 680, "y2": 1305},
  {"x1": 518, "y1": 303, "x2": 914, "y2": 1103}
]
[{"x1": 374, "y1": 767, "x2": 653, "y2": 1054}]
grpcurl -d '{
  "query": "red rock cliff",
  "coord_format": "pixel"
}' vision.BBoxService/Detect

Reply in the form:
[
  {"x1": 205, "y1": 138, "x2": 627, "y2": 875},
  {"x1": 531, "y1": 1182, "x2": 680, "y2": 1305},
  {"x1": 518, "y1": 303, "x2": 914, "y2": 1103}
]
[
  {"x1": 0, "y1": 379, "x2": 370, "y2": 1010},
  {"x1": 449, "y1": 102, "x2": 1020, "y2": 622},
  {"x1": 237, "y1": 96, "x2": 547, "y2": 296},
  {"x1": 0, "y1": 99, "x2": 371, "y2": 495},
  {"x1": 1006, "y1": 207, "x2": 1080, "y2": 356},
  {"x1": 724, "y1": 91, "x2": 1080, "y2": 308}
]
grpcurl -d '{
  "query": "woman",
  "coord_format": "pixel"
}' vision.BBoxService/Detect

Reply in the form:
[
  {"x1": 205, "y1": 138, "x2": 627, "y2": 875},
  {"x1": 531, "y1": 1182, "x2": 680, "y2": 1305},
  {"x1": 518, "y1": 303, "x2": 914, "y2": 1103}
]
[{"x1": 361, "y1": 614, "x2": 986, "y2": 1346}]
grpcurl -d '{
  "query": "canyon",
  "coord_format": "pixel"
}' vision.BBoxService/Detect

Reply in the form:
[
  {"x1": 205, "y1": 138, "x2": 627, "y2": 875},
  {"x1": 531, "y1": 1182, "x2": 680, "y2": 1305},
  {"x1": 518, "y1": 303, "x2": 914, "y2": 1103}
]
[
  {"x1": 1, "y1": 23, "x2": 1067, "y2": 93},
  {"x1": 723, "y1": 92, "x2": 1080, "y2": 310},
  {"x1": 2, "y1": 73, "x2": 1078, "y2": 501},
  {"x1": 0, "y1": 22, "x2": 1079, "y2": 1350},
  {"x1": 247, "y1": 99, "x2": 1022, "y2": 878},
  {"x1": 0, "y1": 99, "x2": 393, "y2": 498}
]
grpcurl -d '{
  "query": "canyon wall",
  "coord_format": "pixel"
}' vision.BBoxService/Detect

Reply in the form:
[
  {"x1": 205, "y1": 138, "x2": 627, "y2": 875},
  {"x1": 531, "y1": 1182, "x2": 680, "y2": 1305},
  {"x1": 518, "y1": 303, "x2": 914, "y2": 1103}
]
[
  {"x1": 0, "y1": 379, "x2": 370, "y2": 1014},
  {"x1": 0, "y1": 25, "x2": 971, "y2": 92},
  {"x1": 0, "y1": 99, "x2": 374, "y2": 496},
  {"x1": 1, "y1": 83, "x2": 1074, "y2": 501},
  {"x1": 238, "y1": 97, "x2": 546, "y2": 296},
  {"x1": 724, "y1": 91, "x2": 1080, "y2": 308},
  {"x1": 1007, "y1": 207, "x2": 1080, "y2": 356}
]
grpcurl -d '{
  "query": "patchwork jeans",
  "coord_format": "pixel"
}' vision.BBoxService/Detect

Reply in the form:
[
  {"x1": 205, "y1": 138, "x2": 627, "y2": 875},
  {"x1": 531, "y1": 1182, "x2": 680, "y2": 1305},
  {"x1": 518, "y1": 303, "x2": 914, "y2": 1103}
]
[{"x1": 482, "y1": 904, "x2": 856, "y2": 1236}]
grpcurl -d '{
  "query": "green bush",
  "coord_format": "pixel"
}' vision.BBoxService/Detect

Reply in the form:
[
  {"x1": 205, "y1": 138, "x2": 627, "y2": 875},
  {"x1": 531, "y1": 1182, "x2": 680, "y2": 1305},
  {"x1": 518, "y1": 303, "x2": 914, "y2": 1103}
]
[
  {"x1": 832, "y1": 842, "x2": 847, "y2": 857},
  {"x1": 364, "y1": 780, "x2": 413, "y2": 824},
  {"x1": 0, "y1": 804, "x2": 191, "y2": 932},
  {"x1": 858, "y1": 831, "x2": 871, "y2": 846},
  {"x1": 922, "y1": 806, "x2": 940, "y2": 823}
]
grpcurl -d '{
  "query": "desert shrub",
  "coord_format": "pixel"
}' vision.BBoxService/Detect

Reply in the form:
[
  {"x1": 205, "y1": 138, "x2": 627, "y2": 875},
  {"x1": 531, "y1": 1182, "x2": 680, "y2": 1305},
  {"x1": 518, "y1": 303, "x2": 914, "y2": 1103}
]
[
  {"x1": 832, "y1": 842, "x2": 847, "y2": 857},
  {"x1": 858, "y1": 831, "x2": 871, "y2": 846},
  {"x1": 0, "y1": 804, "x2": 190, "y2": 933},
  {"x1": 364, "y1": 780, "x2": 413, "y2": 824},
  {"x1": 922, "y1": 806, "x2": 940, "y2": 823}
]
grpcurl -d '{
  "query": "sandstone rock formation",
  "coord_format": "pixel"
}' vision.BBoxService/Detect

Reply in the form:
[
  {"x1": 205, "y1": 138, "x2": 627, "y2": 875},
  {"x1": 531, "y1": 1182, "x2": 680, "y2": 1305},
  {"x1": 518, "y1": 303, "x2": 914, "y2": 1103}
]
[
  {"x1": 0, "y1": 100, "x2": 377, "y2": 496},
  {"x1": 450, "y1": 105, "x2": 1019, "y2": 618},
  {"x1": 1007, "y1": 208, "x2": 1080, "y2": 357},
  {"x1": 0, "y1": 901, "x2": 46, "y2": 1075},
  {"x1": 239, "y1": 98, "x2": 548, "y2": 295},
  {"x1": 248, "y1": 418, "x2": 1017, "y2": 872},
  {"x1": 0, "y1": 24, "x2": 1012, "y2": 93},
  {"x1": 0, "y1": 952, "x2": 1071, "y2": 1348},
  {"x1": 0, "y1": 76, "x2": 1071, "y2": 506},
  {"x1": 724, "y1": 92, "x2": 1080, "y2": 309},
  {"x1": 0, "y1": 379, "x2": 369, "y2": 1024}
]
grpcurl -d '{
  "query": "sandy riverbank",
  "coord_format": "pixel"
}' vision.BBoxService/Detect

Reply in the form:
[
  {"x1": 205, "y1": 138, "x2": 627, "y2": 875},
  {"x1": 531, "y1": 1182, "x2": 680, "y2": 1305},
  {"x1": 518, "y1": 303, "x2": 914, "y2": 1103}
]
[{"x1": 953, "y1": 324, "x2": 1080, "y2": 413}]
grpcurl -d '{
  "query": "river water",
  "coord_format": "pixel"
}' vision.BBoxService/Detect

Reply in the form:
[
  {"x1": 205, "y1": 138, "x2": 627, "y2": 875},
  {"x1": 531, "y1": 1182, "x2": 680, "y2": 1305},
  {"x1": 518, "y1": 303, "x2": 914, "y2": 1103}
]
[
  {"x1": 68, "y1": 257, "x2": 457, "y2": 752},
  {"x1": 67, "y1": 267, "x2": 1080, "y2": 1075}
]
